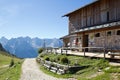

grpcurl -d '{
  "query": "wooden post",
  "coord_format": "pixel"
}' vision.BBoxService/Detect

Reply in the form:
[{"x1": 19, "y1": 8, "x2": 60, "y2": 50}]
[
  {"x1": 53, "y1": 48, "x2": 55, "y2": 54},
  {"x1": 55, "y1": 49, "x2": 56, "y2": 54},
  {"x1": 55, "y1": 48, "x2": 57, "y2": 54},
  {"x1": 66, "y1": 50, "x2": 67, "y2": 55},
  {"x1": 46, "y1": 49, "x2": 48, "y2": 53},
  {"x1": 84, "y1": 48, "x2": 85, "y2": 57},
  {"x1": 61, "y1": 49, "x2": 63, "y2": 54},
  {"x1": 103, "y1": 48, "x2": 106, "y2": 59},
  {"x1": 51, "y1": 49, "x2": 52, "y2": 53}
]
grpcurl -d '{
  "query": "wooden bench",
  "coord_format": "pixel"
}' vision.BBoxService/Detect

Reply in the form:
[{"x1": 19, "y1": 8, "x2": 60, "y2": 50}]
[
  {"x1": 108, "y1": 52, "x2": 120, "y2": 58},
  {"x1": 107, "y1": 49, "x2": 120, "y2": 58}
]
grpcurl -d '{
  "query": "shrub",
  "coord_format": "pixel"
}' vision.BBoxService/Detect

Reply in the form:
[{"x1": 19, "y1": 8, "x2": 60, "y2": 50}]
[
  {"x1": 9, "y1": 59, "x2": 14, "y2": 67},
  {"x1": 44, "y1": 56, "x2": 50, "y2": 61},
  {"x1": 51, "y1": 58, "x2": 56, "y2": 62},
  {"x1": 52, "y1": 56, "x2": 60, "y2": 62},
  {"x1": 18, "y1": 61, "x2": 21, "y2": 64},
  {"x1": 38, "y1": 48, "x2": 44, "y2": 53},
  {"x1": 40, "y1": 53, "x2": 46, "y2": 57},
  {"x1": 56, "y1": 56, "x2": 60, "y2": 62},
  {"x1": 60, "y1": 56, "x2": 69, "y2": 64}
]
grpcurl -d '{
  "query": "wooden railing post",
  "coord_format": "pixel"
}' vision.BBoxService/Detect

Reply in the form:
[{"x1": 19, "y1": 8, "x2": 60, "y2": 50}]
[
  {"x1": 66, "y1": 50, "x2": 67, "y2": 55},
  {"x1": 51, "y1": 48, "x2": 52, "y2": 53},
  {"x1": 47, "y1": 48, "x2": 48, "y2": 53},
  {"x1": 103, "y1": 48, "x2": 106, "y2": 59},
  {"x1": 54, "y1": 48, "x2": 56, "y2": 54},
  {"x1": 61, "y1": 49, "x2": 63, "y2": 54},
  {"x1": 84, "y1": 48, "x2": 85, "y2": 57}
]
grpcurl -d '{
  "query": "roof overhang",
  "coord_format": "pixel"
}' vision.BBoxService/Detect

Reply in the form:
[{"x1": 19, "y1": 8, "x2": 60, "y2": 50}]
[
  {"x1": 62, "y1": 0, "x2": 99, "y2": 17},
  {"x1": 60, "y1": 34, "x2": 77, "y2": 39}
]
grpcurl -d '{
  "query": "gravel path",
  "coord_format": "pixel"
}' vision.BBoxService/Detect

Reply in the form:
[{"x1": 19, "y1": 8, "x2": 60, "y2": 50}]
[{"x1": 20, "y1": 58, "x2": 75, "y2": 80}]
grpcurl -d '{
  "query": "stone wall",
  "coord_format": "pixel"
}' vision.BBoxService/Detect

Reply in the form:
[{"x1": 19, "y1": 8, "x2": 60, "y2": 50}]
[
  {"x1": 63, "y1": 28, "x2": 120, "y2": 52},
  {"x1": 89, "y1": 28, "x2": 120, "y2": 50}
]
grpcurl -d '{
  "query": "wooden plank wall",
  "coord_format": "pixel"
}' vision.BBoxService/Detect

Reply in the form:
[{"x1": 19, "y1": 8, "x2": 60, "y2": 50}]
[{"x1": 69, "y1": 0, "x2": 120, "y2": 34}]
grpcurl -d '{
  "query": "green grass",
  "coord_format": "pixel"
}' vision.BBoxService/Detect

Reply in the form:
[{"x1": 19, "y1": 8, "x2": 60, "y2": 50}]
[
  {"x1": 0, "y1": 51, "x2": 23, "y2": 80},
  {"x1": 105, "y1": 66, "x2": 120, "y2": 73},
  {"x1": 0, "y1": 62, "x2": 22, "y2": 80},
  {"x1": 0, "y1": 51, "x2": 21, "y2": 67},
  {"x1": 76, "y1": 67, "x2": 98, "y2": 78},
  {"x1": 39, "y1": 53, "x2": 109, "y2": 68},
  {"x1": 90, "y1": 73, "x2": 111, "y2": 80},
  {"x1": 38, "y1": 53, "x2": 120, "y2": 80}
]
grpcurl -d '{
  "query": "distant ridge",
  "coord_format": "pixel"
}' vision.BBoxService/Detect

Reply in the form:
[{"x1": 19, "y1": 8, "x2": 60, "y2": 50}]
[
  {"x1": 0, "y1": 43, "x2": 6, "y2": 52},
  {"x1": 0, "y1": 37, "x2": 63, "y2": 58},
  {"x1": 0, "y1": 43, "x2": 12, "y2": 56}
]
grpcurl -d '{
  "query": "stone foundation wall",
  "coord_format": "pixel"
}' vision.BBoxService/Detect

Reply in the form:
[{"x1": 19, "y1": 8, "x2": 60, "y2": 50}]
[
  {"x1": 89, "y1": 29, "x2": 120, "y2": 50},
  {"x1": 64, "y1": 28, "x2": 120, "y2": 52}
]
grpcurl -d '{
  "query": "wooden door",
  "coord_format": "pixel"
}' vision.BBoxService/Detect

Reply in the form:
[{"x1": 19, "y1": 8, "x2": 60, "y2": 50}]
[{"x1": 83, "y1": 34, "x2": 89, "y2": 51}]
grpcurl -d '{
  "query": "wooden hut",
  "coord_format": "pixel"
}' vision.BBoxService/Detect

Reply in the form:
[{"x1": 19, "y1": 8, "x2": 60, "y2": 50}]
[{"x1": 61, "y1": 0, "x2": 120, "y2": 52}]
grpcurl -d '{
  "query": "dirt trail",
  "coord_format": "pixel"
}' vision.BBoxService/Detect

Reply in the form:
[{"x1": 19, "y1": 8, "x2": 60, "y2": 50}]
[
  {"x1": 0, "y1": 65, "x2": 9, "y2": 68},
  {"x1": 20, "y1": 58, "x2": 75, "y2": 80}
]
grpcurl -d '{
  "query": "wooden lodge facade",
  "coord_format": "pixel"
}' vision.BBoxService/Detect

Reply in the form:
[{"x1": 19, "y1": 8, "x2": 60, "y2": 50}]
[{"x1": 61, "y1": 0, "x2": 120, "y2": 52}]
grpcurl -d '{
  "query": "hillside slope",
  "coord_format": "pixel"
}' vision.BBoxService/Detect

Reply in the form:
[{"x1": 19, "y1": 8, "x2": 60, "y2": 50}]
[
  {"x1": 0, "y1": 43, "x2": 19, "y2": 66},
  {"x1": 0, "y1": 52, "x2": 22, "y2": 80}
]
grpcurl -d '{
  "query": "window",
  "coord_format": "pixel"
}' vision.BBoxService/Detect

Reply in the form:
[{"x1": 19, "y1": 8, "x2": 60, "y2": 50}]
[
  {"x1": 107, "y1": 12, "x2": 109, "y2": 21},
  {"x1": 117, "y1": 30, "x2": 120, "y2": 35},
  {"x1": 95, "y1": 33, "x2": 100, "y2": 37},
  {"x1": 107, "y1": 31, "x2": 112, "y2": 36}
]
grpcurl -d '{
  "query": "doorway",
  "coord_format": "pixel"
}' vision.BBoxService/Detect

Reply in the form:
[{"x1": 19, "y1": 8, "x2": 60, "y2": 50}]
[{"x1": 83, "y1": 35, "x2": 89, "y2": 52}]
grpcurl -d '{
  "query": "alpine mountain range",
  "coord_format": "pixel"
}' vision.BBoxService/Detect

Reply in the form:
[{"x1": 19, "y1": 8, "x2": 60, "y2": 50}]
[{"x1": 0, "y1": 37, "x2": 63, "y2": 58}]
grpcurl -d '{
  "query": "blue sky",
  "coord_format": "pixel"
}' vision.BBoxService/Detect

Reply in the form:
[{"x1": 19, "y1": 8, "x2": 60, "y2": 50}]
[{"x1": 0, "y1": 0, "x2": 94, "y2": 39}]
